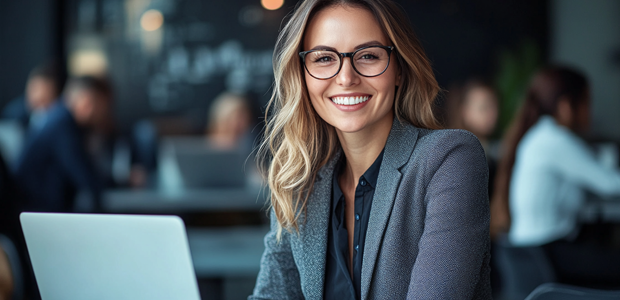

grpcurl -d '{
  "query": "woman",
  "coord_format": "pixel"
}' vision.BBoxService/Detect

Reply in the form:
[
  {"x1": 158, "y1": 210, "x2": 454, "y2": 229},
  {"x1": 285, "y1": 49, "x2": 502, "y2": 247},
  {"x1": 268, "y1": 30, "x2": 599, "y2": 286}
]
[
  {"x1": 493, "y1": 66, "x2": 620, "y2": 286},
  {"x1": 252, "y1": 0, "x2": 491, "y2": 299},
  {"x1": 459, "y1": 80, "x2": 499, "y2": 155}
]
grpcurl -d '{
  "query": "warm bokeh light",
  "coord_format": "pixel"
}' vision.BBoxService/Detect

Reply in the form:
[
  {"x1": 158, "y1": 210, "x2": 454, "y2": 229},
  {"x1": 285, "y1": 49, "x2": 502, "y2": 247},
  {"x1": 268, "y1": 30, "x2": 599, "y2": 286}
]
[
  {"x1": 140, "y1": 9, "x2": 164, "y2": 31},
  {"x1": 69, "y1": 50, "x2": 108, "y2": 77},
  {"x1": 261, "y1": 0, "x2": 284, "y2": 10}
]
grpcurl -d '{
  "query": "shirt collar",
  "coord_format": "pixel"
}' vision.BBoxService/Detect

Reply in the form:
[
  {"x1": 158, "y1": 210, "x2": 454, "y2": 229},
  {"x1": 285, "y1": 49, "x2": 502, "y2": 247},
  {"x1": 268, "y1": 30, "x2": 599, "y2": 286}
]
[
  {"x1": 332, "y1": 148, "x2": 385, "y2": 191},
  {"x1": 362, "y1": 149, "x2": 384, "y2": 189}
]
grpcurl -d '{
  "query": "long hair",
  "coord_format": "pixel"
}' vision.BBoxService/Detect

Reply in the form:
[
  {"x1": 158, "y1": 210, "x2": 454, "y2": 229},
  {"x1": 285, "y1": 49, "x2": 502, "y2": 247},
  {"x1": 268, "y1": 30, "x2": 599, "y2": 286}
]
[
  {"x1": 258, "y1": 0, "x2": 441, "y2": 237},
  {"x1": 491, "y1": 66, "x2": 589, "y2": 236}
]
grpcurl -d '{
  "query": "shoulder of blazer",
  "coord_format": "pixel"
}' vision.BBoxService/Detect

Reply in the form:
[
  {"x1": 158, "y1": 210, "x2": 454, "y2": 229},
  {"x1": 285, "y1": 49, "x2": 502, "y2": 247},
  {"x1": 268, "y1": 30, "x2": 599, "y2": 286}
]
[
  {"x1": 414, "y1": 128, "x2": 484, "y2": 157},
  {"x1": 391, "y1": 123, "x2": 483, "y2": 161},
  {"x1": 401, "y1": 127, "x2": 486, "y2": 181}
]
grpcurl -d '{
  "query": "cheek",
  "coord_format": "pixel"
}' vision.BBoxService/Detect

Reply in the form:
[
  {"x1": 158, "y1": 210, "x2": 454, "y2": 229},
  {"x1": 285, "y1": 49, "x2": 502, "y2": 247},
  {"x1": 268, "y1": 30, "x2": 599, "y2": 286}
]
[{"x1": 305, "y1": 77, "x2": 328, "y2": 109}]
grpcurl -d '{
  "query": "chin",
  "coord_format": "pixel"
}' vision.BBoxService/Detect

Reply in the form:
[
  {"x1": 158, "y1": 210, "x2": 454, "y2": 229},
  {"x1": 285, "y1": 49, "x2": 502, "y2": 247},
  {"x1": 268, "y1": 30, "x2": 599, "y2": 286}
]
[{"x1": 331, "y1": 120, "x2": 368, "y2": 134}]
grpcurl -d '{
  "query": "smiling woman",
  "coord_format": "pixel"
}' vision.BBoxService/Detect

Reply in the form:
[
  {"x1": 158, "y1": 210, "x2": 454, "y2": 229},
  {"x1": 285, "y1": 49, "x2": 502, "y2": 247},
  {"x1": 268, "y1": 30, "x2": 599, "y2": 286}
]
[{"x1": 252, "y1": 0, "x2": 491, "y2": 299}]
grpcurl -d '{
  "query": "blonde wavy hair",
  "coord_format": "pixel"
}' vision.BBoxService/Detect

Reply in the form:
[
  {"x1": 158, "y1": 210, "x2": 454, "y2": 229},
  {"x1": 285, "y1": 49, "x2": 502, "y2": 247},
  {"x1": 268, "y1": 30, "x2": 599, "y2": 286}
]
[{"x1": 258, "y1": 0, "x2": 441, "y2": 238}]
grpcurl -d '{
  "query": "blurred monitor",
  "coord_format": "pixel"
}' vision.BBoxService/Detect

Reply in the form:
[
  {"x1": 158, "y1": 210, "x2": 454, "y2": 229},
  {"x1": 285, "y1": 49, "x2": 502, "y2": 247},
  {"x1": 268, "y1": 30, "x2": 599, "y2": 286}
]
[
  {"x1": 160, "y1": 137, "x2": 247, "y2": 189},
  {"x1": 175, "y1": 148, "x2": 246, "y2": 188},
  {"x1": 20, "y1": 212, "x2": 201, "y2": 300}
]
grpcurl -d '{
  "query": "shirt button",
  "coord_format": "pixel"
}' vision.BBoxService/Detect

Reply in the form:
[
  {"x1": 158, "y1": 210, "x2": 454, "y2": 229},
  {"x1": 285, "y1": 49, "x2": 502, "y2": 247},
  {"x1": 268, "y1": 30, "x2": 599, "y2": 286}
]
[
  {"x1": 355, "y1": 245, "x2": 359, "y2": 251},
  {"x1": 355, "y1": 214, "x2": 360, "y2": 221},
  {"x1": 360, "y1": 179, "x2": 366, "y2": 186}
]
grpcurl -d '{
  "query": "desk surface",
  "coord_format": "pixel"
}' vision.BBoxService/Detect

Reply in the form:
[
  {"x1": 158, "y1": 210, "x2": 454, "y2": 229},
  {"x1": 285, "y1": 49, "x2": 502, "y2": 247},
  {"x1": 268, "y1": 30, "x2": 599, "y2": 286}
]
[{"x1": 102, "y1": 188, "x2": 269, "y2": 213}]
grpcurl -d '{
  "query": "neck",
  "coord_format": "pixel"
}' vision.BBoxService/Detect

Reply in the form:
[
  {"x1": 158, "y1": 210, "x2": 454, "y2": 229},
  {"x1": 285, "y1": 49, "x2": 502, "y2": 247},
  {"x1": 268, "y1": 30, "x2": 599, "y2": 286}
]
[{"x1": 336, "y1": 113, "x2": 393, "y2": 184}]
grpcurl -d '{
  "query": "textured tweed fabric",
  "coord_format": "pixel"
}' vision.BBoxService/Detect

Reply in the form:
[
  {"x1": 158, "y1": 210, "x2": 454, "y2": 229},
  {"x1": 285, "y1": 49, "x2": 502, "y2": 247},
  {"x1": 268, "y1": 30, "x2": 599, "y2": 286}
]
[{"x1": 249, "y1": 119, "x2": 491, "y2": 300}]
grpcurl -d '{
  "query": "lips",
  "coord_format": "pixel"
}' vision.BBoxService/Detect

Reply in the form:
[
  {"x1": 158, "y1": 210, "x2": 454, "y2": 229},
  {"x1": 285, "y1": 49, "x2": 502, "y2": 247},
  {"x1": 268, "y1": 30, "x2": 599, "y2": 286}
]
[{"x1": 330, "y1": 95, "x2": 370, "y2": 106}]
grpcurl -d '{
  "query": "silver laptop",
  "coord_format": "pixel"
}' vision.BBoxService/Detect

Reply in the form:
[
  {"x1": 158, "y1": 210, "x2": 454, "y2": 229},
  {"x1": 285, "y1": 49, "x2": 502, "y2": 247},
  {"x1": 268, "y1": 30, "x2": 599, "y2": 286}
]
[{"x1": 20, "y1": 213, "x2": 201, "y2": 300}]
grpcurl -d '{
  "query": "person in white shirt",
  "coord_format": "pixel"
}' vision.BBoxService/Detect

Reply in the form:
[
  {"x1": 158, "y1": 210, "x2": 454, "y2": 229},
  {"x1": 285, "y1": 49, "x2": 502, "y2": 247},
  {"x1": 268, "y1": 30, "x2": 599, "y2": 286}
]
[{"x1": 494, "y1": 66, "x2": 620, "y2": 287}]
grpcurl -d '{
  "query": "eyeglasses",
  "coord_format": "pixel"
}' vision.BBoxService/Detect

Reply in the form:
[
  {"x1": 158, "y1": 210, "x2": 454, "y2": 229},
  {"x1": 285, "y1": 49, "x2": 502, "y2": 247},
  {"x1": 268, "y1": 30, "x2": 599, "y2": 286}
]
[{"x1": 299, "y1": 45, "x2": 395, "y2": 80}]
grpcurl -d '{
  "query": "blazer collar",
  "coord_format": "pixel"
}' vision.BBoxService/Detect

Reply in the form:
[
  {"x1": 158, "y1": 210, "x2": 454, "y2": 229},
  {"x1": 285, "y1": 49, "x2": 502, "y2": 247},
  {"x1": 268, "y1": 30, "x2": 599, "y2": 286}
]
[
  {"x1": 361, "y1": 119, "x2": 419, "y2": 299},
  {"x1": 298, "y1": 150, "x2": 342, "y2": 299}
]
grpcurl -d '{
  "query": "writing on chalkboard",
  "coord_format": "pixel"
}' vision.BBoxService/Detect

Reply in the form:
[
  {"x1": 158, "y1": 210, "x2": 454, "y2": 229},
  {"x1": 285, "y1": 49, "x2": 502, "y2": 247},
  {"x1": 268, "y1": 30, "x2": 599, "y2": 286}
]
[{"x1": 148, "y1": 40, "x2": 273, "y2": 111}]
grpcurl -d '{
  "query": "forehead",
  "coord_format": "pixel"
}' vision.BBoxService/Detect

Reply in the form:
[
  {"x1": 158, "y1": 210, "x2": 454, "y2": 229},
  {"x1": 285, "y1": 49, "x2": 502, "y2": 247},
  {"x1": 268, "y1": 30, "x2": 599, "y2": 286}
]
[
  {"x1": 303, "y1": 5, "x2": 389, "y2": 51},
  {"x1": 28, "y1": 76, "x2": 55, "y2": 86}
]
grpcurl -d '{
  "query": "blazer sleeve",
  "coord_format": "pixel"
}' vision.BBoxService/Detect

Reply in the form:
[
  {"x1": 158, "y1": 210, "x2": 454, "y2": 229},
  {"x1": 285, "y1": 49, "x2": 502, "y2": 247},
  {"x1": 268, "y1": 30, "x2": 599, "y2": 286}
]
[
  {"x1": 407, "y1": 131, "x2": 491, "y2": 299},
  {"x1": 249, "y1": 209, "x2": 303, "y2": 300}
]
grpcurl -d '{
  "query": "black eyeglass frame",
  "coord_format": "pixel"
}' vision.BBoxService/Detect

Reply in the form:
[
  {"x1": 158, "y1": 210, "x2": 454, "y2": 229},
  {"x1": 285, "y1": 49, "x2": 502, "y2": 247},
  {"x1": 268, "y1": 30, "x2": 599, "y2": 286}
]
[{"x1": 299, "y1": 45, "x2": 395, "y2": 80}]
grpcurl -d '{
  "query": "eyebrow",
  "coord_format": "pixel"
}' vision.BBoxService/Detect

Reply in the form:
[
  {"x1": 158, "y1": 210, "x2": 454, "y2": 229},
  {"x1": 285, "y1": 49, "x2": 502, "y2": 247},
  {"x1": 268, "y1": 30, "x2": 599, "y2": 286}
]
[{"x1": 309, "y1": 40, "x2": 385, "y2": 52}]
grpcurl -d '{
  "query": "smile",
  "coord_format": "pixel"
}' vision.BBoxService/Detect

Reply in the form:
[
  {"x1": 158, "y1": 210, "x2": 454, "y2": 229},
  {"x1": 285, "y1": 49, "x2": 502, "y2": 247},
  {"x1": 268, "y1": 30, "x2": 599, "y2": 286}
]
[{"x1": 330, "y1": 96, "x2": 370, "y2": 106}]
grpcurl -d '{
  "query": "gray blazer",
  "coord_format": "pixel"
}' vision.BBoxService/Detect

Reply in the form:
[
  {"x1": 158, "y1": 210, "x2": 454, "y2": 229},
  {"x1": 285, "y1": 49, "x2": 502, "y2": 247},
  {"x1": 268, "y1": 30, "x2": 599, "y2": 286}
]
[{"x1": 250, "y1": 119, "x2": 491, "y2": 299}]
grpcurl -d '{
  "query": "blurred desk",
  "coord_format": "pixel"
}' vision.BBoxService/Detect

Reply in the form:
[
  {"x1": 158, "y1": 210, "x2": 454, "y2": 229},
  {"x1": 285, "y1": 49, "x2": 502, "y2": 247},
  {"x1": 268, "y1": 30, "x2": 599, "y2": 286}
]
[
  {"x1": 102, "y1": 188, "x2": 268, "y2": 214},
  {"x1": 187, "y1": 226, "x2": 268, "y2": 278},
  {"x1": 581, "y1": 194, "x2": 620, "y2": 223}
]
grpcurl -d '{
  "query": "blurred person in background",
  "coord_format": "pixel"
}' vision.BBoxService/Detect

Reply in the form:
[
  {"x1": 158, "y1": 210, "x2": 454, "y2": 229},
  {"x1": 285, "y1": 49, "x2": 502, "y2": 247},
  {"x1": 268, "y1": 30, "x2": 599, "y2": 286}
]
[
  {"x1": 446, "y1": 79, "x2": 500, "y2": 197},
  {"x1": 205, "y1": 91, "x2": 254, "y2": 152},
  {"x1": 493, "y1": 65, "x2": 620, "y2": 287},
  {"x1": 459, "y1": 80, "x2": 500, "y2": 157},
  {"x1": 1, "y1": 62, "x2": 62, "y2": 130},
  {"x1": 13, "y1": 76, "x2": 110, "y2": 213}
]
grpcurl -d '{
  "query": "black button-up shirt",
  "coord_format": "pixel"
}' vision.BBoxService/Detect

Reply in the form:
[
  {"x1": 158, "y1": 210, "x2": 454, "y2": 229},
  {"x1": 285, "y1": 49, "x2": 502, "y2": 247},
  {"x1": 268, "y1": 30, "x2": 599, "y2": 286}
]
[{"x1": 323, "y1": 150, "x2": 384, "y2": 300}]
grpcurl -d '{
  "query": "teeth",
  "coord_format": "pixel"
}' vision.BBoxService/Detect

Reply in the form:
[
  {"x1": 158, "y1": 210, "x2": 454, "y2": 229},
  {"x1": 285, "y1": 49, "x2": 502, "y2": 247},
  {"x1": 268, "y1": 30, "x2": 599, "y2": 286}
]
[{"x1": 331, "y1": 96, "x2": 369, "y2": 106}]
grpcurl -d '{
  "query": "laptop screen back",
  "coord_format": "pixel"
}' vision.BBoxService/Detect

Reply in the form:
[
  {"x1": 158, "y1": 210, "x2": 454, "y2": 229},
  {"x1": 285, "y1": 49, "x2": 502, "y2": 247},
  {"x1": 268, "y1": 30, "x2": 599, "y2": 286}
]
[{"x1": 20, "y1": 213, "x2": 201, "y2": 300}]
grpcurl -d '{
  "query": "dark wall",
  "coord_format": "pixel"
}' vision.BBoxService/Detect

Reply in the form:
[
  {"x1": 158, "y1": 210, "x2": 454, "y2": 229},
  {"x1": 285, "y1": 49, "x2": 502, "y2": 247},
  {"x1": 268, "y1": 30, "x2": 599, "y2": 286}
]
[
  {"x1": 0, "y1": 0, "x2": 65, "y2": 104},
  {"x1": 395, "y1": 0, "x2": 548, "y2": 85}
]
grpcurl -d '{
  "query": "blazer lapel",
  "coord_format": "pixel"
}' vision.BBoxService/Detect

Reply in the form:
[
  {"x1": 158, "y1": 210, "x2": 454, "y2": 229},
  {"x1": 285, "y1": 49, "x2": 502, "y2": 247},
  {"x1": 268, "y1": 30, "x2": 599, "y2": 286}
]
[
  {"x1": 298, "y1": 151, "x2": 341, "y2": 299},
  {"x1": 361, "y1": 120, "x2": 419, "y2": 299}
]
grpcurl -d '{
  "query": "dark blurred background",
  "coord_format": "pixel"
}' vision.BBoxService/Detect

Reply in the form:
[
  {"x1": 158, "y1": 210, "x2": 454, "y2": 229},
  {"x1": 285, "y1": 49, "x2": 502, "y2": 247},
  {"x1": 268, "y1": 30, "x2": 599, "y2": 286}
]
[{"x1": 1, "y1": 1, "x2": 620, "y2": 300}]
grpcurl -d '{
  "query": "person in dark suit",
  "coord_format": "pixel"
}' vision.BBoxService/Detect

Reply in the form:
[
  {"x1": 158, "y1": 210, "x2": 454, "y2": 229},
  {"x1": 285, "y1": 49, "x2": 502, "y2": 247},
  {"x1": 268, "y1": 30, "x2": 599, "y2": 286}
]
[
  {"x1": 13, "y1": 76, "x2": 111, "y2": 213},
  {"x1": 250, "y1": 0, "x2": 491, "y2": 299},
  {"x1": 1, "y1": 63, "x2": 62, "y2": 130}
]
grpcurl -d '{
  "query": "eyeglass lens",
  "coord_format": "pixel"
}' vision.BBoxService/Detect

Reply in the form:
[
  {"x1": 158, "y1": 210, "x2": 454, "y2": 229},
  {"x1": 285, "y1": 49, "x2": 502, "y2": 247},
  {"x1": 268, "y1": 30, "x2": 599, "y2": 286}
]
[{"x1": 304, "y1": 46, "x2": 390, "y2": 79}]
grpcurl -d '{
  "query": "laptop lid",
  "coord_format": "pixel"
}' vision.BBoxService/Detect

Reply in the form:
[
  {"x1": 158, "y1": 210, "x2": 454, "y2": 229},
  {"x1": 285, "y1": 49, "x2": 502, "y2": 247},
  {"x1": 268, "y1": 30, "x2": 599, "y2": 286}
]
[{"x1": 20, "y1": 213, "x2": 201, "y2": 300}]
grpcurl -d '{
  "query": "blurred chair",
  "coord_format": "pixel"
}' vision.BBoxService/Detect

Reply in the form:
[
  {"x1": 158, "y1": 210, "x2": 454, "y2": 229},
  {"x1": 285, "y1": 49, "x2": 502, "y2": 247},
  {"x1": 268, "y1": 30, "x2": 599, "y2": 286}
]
[
  {"x1": 0, "y1": 234, "x2": 22, "y2": 300},
  {"x1": 525, "y1": 283, "x2": 620, "y2": 300},
  {"x1": 494, "y1": 235, "x2": 557, "y2": 300}
]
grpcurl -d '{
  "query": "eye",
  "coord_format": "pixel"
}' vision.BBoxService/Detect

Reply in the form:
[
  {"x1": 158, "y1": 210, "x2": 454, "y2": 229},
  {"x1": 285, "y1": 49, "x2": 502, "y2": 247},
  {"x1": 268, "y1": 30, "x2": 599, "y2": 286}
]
[
  {"x1": 307, "y1": 51, "x2": 339, "y2": 66},
  {"x1": 355, "y1": 50, "x2": 381, "y2": 62},
  {"x1": 313, "y1": 56, "x2": 336, "y2": 63}
]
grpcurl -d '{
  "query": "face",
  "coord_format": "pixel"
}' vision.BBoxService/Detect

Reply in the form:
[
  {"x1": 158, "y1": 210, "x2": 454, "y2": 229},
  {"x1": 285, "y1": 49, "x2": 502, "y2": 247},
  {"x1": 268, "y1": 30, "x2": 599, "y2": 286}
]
[
  {"x1": 26, "y1": 76, "x2": 57, "y2": 111},
  {"x1": 303, "y1": 5, "x2": 399, "y2": 135},
  {"x1": 461, "y1": 87, "x2": 498, "y2": 138},
  {"x1": 72, "y1": 90, "x2": 108, "y2": 127}
]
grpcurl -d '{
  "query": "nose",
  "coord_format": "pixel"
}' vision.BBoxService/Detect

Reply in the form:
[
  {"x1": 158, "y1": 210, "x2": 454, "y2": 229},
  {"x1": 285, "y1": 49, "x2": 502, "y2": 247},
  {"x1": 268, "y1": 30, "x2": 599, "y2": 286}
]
[{"x1": 335, "y1": 57, "x2": 360, "y2": 87}]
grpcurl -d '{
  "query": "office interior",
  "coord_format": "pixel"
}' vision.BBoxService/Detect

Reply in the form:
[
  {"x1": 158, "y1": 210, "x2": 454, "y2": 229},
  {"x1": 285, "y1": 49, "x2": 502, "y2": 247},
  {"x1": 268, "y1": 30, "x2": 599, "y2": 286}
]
[{"x1": 1, "y1": 0, "x2": 620, "y2": 299}]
